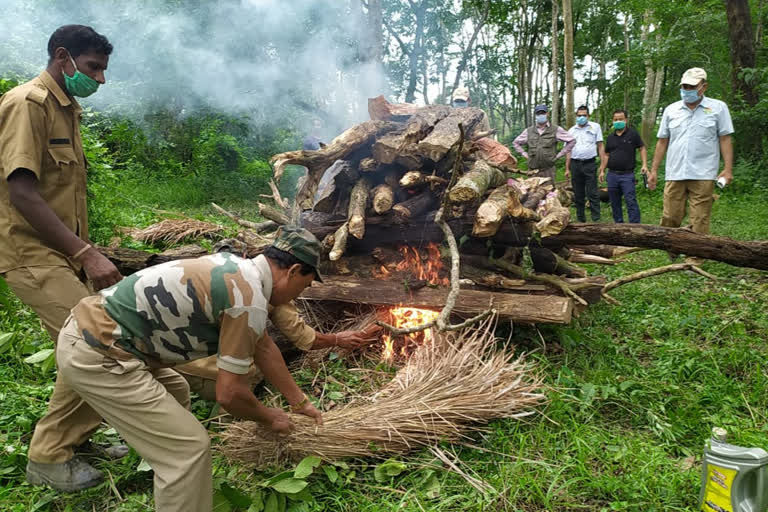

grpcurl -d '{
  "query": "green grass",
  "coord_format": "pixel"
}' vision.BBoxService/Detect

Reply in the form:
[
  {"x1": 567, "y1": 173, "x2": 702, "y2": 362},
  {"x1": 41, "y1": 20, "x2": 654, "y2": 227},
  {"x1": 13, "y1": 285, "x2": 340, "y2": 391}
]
[{"x1": 1, "y1": 167, "x2": 767, "y2": 511}]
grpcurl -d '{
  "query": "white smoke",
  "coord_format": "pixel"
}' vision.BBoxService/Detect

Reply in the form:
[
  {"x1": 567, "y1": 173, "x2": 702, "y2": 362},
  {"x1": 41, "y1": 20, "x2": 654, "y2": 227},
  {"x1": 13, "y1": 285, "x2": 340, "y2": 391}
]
[{"x1": 1, "y1": 0, "x2": 390, "y2": 136}]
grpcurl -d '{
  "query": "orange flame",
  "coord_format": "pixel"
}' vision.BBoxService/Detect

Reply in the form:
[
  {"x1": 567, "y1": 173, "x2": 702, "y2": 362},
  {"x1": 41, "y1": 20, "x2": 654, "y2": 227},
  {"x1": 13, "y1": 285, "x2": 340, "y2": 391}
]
[
  {"x1": 381, "y1": 306, "x2": 440, "y2": 361},
  {"x1": 382, "y1": 243, "x2": 449, "y2": 286}
]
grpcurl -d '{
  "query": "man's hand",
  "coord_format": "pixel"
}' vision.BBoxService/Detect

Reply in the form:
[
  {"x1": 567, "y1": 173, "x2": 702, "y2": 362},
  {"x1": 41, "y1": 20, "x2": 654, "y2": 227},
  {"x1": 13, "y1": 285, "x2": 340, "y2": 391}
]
[
  {"x1": 648, "y1": 171, "x2": 658, "y2": 191},
  {"x1": 717, "y1": 169, "x2": 733, "y2": 185},
  {"x1": 334, "y1": 325, "x2": 382, "y2": 349},
  {"x1": 564, "y1": 168, "x2": 570, "y2": 179},
  {"x1": 598, "y1": 170, "x2": 605, "y2": 183},
  {"x1": 641, "y1": 166, "x2": 649, "y2": 176},
  {"x1": 80, "y1": 248, "x2": 123, "y2": 291},
  {"x1": 293, "y1": 401, "x2": 323, "y2": 426},
  {"x1": 262, "y1": 407, "x2": 294, "y2": 434}
]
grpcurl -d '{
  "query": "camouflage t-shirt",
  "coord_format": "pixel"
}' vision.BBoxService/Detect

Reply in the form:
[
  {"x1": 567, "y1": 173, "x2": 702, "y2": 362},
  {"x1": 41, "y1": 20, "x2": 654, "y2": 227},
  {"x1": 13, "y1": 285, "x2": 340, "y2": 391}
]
[{"x1": 72, "y1": 253, "x2": 273, "y2": 375}]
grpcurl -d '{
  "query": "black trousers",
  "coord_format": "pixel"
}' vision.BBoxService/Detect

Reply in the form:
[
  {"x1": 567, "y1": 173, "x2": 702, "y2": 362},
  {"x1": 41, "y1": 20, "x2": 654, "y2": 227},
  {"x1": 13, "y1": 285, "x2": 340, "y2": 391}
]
[{"x1": 571, "y1": 159, "x2": 600, "y2": 222}]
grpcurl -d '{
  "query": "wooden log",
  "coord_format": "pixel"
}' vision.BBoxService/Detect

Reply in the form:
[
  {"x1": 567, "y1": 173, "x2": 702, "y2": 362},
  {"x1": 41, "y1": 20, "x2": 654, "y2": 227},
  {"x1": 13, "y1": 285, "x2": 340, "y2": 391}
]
[
  {"x1": 504, "y1": 180, "x2": 539, "y2": 221},
  {"x1": 300, "y1": 277, "x2": 573, "y2": 324},
  {"x1": 535, "y1": 192, "x2": 571, "y2": 237},
  {"x1": 546, "y1": 224, "x2": 768, "y2": 271},
  {"x1": 416, "y1": 108, "x2": 487, "y2": 162},
  {"x1": 368, "y1": 95, "x2": 423, "y2": 120},
  {"x1": 313, "y1": 160, "x2": 360, "y2": 213},
  {"x1": 371, "y1": 132, "x2": 423, "y2": 169},
  {"x1": 211, "y1": 203, "x2": 277, "y2": 233},
  {"x1": 473, "y1": 186, "x2": 514, "y2": 238},
  {"x1": 391, "y1": 190, "x2": 438, "y2": 221},
  {"x1": 329, "y1": 223, "x2": 349, "y2": 261},
  {"x1": 448, "y1": 160, "x2": 505, "y2": 203},
  {"x1": 358, "y1": 157, "x2": 378, "y2": 173},
  {"x1": 348, "y1": 178, "x2": 370, "y2": 239},
  {"x1": 258, "y1": 202, "x2": 290, "y2": 225},
  {"x1": 567, "y1": 245, "x2": 646, "y2": 259},
  {"x1": 400, "y1": 105, "x2": 452, "y2": 143},
  {"x1": 270, "y1": 120, "x2": 398, "y2": 204},
  {"x1": 371, "y1": 184, "x2": 394, "y2": 214},
  {"x1": 530, "y1": 246, "x2": 587, "y2": 278},
  {"x1": 473, "y1": 137, "x2": 518, "y2": 172},
  {"x1": 399, "y1": 171, "x2": 448, "y2": 189}
]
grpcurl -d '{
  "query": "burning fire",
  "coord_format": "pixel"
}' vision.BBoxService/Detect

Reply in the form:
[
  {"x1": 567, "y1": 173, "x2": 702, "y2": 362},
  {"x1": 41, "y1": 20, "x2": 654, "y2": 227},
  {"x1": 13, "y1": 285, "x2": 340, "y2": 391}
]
[
  {"x1": 373, "y1": 243, "x2": 449, "y2": 361},
  {"x1": 380, "y1": 306, "x2": 440, "y2": 361},
  {"x1": 374, "y1": 243, "x2": 450, "y2": 287}
]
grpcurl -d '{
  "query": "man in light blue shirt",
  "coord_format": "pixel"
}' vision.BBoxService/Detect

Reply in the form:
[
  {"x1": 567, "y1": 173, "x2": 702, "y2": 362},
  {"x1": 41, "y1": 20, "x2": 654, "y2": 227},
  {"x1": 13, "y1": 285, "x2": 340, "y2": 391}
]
[
  {"x1": 649, "y1": 67, "x2": 734, "y2": 234},
  {"x1": 565, "y1": 105, "x2": 606, "y2": 222}
]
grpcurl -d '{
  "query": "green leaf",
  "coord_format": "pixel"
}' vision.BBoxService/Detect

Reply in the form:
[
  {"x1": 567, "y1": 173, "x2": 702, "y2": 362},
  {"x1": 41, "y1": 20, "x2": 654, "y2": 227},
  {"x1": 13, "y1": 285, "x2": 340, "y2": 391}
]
[
  {"x1": 0, "y1": 332, "x2": 14, "y2": 354},
  {"x1": 293, "y1": 455, "x2": 321, "y2": 479},
  {"x1": 270, "y1": 478, "x2": 309, "y2": 495},
  {"x1": 264, "y1": 492, "x2": 278, "y2": 512},
  {"x1": 262, "y1": 470, "x2": 295, "y2": 487},
  {"x1": 420, "y1": 471, "x2": 440, "y2": 499},
  {"x1": 220, "y1": 482, "x2": 252, "y2": 508},
  {"x1": 24, "y1": 348, "x2": 54, "y2": 365},
  {"x1": 286, "y1": 487, "x2": 312, "y2": 503},
  {"x1": 373, "y1": 459, "x2": 407, "y2": 482},
  {"x1": 213, "y1": 490, "x2": 234, "y2": 512},
  {"x1": 327, "y1": 391, "x2": 344, "y2": 401},
  {"x1": 136, "y1": 459, "x2": 152, "y2": 472},
  {"x1": 322, "y1": 465, "x2": 338, "y2": 483},
  {"x1": 247, "y1": 489, "x2": 264, "y2": 512}
]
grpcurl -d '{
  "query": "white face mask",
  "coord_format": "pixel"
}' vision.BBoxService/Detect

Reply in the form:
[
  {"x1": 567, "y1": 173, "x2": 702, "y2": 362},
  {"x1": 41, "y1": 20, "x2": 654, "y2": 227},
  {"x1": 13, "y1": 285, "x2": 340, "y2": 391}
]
[{"x1": 535, "y1": 114, "x2": 548, "y2": 124}]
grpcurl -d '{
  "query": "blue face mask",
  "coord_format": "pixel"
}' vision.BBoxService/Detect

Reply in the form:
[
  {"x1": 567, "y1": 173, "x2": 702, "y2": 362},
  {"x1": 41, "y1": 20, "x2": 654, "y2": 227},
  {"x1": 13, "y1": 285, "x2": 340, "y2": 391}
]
[
  {"x1": 680, "y1": 88, "x2": 701, "y2": 104},
  {"x1": 452, "y1": 100, "x2": 468, "y2": 109},
  {"x1": 576, "y1": 115, "x2": 588, "y2": 126},
  {"x1": 535, "y1": 114, "x2": 548, "y2": 124}
]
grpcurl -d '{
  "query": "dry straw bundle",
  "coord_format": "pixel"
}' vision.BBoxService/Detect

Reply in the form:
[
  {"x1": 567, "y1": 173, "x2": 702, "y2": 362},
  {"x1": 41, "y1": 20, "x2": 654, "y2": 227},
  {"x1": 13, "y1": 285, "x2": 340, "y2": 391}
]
[
  {"x1": 219, "y1": 318, "x2": 545, "y2": 468},
  {"x1": 129, "y1": 219, "x2": 223, "y2": 245}
]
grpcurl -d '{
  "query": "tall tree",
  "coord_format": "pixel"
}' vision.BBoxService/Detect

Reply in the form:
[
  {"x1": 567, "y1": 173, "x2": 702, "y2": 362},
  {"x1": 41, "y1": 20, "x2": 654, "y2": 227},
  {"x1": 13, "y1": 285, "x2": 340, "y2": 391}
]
[
  {"x1": 451, "y1": 1, "x2": 491, "y2": 94},
  {"x1": 551, "y1": 0, "x2": 560, "y2": 127},
  {"x1": 640, "y1": 12, "x2": 665, "y2": 144},
  {"x1": 724, "y1": 0, "x2": 760, "y2": 155},
  {"x1": 367, "y1": 0, "x2": 383, "y2": 66},
  {"x1": 562, "y1": 0, "x2": 574, "y2": 128}
]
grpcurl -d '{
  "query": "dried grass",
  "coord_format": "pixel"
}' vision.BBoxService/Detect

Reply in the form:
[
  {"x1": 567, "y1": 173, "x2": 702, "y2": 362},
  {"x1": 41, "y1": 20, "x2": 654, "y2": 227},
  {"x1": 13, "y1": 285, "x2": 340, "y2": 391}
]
[
  {"x1": 218, "y1": 317, "x2": 545, "y2": 468},
  {"x1": 129, "y1": 219, "x2": 223, "y2": 245}
]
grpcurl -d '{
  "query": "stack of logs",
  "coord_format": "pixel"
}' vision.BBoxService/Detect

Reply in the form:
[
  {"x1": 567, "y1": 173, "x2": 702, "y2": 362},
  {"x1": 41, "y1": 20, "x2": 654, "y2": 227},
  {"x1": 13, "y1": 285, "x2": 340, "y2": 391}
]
[{"x1": 267, "y1": 97, "x2": 604, "y2": 324}]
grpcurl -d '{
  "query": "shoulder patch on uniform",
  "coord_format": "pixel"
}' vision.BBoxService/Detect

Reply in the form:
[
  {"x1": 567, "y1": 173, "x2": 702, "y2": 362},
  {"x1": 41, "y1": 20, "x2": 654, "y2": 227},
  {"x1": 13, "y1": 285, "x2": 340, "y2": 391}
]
[{"x1": 25, "y1": 86, "x2": 48, "y2": 106}]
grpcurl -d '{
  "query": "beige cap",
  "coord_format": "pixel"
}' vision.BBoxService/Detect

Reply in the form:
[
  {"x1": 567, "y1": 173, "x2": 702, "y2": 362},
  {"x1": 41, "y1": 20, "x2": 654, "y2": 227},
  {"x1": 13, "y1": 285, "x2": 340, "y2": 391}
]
[
  {"x1": 451, "y1": 87, "x2": 470, "y2": 102},
  {"x1": 680, "y1": 67, "x2": 707, "y2": 86}
]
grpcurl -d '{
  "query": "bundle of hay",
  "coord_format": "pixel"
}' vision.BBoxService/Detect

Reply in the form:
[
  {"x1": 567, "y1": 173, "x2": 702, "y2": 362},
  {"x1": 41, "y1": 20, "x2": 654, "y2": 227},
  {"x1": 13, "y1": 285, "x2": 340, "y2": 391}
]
[
  {"x1": 129, "y1": 219, "x2": 223, "y2": 245},
  {"x1": 218, "y1": 318, "x2": 545, "y2": 468}
]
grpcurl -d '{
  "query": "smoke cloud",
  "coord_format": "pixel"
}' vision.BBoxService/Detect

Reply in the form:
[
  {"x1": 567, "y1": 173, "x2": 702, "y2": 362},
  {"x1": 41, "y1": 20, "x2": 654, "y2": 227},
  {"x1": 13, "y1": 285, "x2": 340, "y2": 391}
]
[{"x1": 1, "y1": 0, "x2": 389, "y2": 136}]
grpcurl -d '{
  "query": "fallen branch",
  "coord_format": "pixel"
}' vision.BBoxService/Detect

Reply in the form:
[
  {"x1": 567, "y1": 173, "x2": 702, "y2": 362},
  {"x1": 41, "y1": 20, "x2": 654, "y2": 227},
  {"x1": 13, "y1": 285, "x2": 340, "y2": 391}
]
[
  {"x1": 211, "y1": 203, "x2": 276, "y2": 232},
  {"x1": 258, "y1": 202, "x2": 291, "y2": 226},
  {"x1": 603, "y1": 263, "x2": 719, "y2": 293}
]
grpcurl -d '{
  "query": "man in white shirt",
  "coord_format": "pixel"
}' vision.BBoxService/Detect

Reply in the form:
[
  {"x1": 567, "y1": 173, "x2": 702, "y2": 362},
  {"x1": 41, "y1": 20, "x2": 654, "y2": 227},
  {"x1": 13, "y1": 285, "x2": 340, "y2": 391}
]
[
  {"x1": 649, "y1": 67, "x2": 734, "y2": 235},
  {"x1": 565, "y1": 105, "x2": 606, "y2": 222}
]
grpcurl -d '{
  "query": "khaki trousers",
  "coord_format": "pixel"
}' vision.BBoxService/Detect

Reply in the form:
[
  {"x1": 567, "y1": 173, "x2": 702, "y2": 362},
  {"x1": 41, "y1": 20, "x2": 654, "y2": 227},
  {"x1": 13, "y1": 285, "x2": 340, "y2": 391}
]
[
  {"x1": 2, "y1": 265, "x2": 102, "y2": 463},
  {"x1": 661, "y1": 180, "x2": 715, "y2": 234},
  {"x1": 57, "y1": 316, "x2": 210, "y2": 512}
]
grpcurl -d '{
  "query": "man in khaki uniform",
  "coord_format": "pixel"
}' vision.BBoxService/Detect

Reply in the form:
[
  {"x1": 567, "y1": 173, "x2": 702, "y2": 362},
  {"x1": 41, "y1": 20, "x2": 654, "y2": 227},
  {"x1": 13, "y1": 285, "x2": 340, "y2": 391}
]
[
  {"x1": 0, "y1": 25, "x2": 127, "y2": 490},
  {"x1": 51, "y1": 227, "x2": 328, "y2": 511},
  {"x1": 177, "y1": 301, "x2": 378, "y2": 401}
]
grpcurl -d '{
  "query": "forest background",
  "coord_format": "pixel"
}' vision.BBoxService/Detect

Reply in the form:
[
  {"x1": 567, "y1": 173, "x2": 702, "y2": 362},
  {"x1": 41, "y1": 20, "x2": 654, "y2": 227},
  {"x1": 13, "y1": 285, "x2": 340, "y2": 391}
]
[{"x1": 1, "y1": 0, "x2": 768, "y2": 511}]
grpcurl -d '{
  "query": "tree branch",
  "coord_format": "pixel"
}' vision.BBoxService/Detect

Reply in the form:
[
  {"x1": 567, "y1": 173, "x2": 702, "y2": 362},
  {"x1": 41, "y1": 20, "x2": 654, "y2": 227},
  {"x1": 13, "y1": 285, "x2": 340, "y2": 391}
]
[{"x1": 603, "y1": 263, "x2": 718, "y2": 293}]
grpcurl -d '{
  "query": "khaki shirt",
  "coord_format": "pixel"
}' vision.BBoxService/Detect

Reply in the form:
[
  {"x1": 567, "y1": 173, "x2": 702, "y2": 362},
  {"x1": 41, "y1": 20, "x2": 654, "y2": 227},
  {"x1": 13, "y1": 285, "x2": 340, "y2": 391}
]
[{"x1": 0, "y1": 71, "x2": 89, "y2": 273}]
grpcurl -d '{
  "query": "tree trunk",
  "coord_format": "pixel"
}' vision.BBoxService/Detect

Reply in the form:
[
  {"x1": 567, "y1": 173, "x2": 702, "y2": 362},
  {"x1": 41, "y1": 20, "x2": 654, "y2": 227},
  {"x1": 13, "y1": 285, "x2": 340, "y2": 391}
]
[
  {"x1": 366, "y1": 0, "x2": 383, "y2": 67},
  {"x1": 623, "y1": 13, "x2": 631, "y2": 111},
  {"x1": 405, "y1": 0, "x2": 428, "y2": 103},
  {"x1": 640, "y1": 12, "x2": 657, "y2": 144},
  {"x1": 724, "y1": 0, "x2": 761, "y2": 155},
  {"x1": 545, "y1": 224, "x2": 768, "y2": 270},
  {"x1": 452, "y1": 2, "x2": 490, "y2": 94},
  {"x1": 551, "y1": 0, "x2": 560, "y2": 127},
  {"x1": 448, "y1": 160, "x2": 506, "y2": 203},
  {"x1": 562, "y1": 0, "x2": 575, "y2": 128}
]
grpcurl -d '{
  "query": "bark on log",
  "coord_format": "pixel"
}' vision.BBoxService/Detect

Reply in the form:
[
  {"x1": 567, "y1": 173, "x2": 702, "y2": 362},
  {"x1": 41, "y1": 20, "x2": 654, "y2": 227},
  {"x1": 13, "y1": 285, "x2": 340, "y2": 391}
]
[
  {"x1": 358, "y1": 157, "x2": 378, "y2": 173},
  {"x1": 348, "y1": 178, "x2": 370, "y2": 239},
  {"x1": 313, "y1": 160, "x2": 360, "y2": 213},
  {"x1": 400, "y1": 105, "x2": 452, "y2": 143},
  {"x1": 300, "y1": 277, "x2": 573, "y2": 324},
  {"x1": 473, "y1": 186, "x2": 513, "y2": 238},
  {"x1": 530, "y1": 246, "x2": 587, "y2": 278},
  {"x1": 399, "y1": 171, "x2": 447, "y2": 189},
  {"x1": 258, "y1": 203, "x2": 291, "y2": 225},
  {"x1": 392, "y1": 190, "x2": 437, "y2": 221},
  {"x1": 546, "y1": 224, "x2": 768, "y2": 271},
  {"x1": 371, "y1": 132, "x2": 422, "y2": 169},
  {"x1": 416, "y1": 108, "x2": 487, "y2": 162},
  {"x1": 368, "y1": 95, "x2": 424, "y2": 120},
  {"x1": 473, "y1": 137, "x2": 518, "y2": 172},
  {"x1": 371, "y1": 184, "x2": 394, "y2": 214},
  {"x1": 329, "y1": 223, "x2": 349, "y2": 261},
  {"x1": 448, "y1": 160, "x2": 505, "y2": 203},
  {"x1": 535, "y1": 192, "x2": 571, "y2": 237},
  {"x1": 271, "y1": 120, "x2": 398, "y2": 204}
]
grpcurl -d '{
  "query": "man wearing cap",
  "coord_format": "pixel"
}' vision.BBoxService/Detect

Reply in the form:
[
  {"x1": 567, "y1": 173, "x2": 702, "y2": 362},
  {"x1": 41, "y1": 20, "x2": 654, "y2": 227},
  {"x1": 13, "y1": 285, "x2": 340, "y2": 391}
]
[
  {"x1": 649, "y1": 67, "x2": 734, "y2": 235},
  {"x1": 450, "y1": 86, "x2": 492, "y2": 132},
  {"x1": 513, "y1": 104, "x2": 575, "y2": 184},
  {"x1": 40, "y1": 227, "x2": 326, "y2": 512}
]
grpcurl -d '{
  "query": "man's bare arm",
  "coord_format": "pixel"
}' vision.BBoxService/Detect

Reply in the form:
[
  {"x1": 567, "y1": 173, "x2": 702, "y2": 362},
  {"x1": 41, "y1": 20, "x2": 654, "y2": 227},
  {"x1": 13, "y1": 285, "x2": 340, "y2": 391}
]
[
  {"x1": 718, "y1": 135, "x2": 734, "y2": 184},
  {"x1": 648, "y1": 138, "x2": 670, "y2": 190},
  {"x1": 8, "y1": 169, "x2": 122, "y2": 290}
]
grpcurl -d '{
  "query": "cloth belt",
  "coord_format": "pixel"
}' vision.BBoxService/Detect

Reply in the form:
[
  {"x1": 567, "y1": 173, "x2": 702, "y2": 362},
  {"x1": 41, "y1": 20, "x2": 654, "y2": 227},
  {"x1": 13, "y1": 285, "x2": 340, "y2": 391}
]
[{"x1": 608, "y1": 169, "x2": 634, "y2": 174}]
